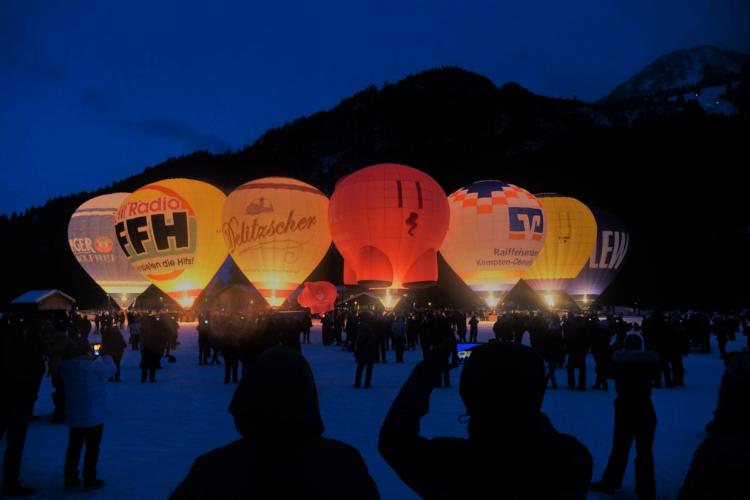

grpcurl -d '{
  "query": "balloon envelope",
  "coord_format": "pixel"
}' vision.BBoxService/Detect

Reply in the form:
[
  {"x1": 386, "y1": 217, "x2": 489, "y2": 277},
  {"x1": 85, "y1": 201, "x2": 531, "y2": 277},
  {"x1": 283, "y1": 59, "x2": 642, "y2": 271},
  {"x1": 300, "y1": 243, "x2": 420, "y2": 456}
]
[
  {"x1": 440, "y1": 180, "x2": 546, "y2": 305},
  {"x1": 329, "y1": 163, "x2": 450, "y2": 289},
  {"x1": 222, "y1": 177, "x2": 331, "y2": 307},
  {"x1": 68, "y1": 193, "x2": 150, "y2": 308},
  {"x1": 114, "y1": 179, "x2": 227, "y2": 309},
  {"x1": 525, "y1": 194, "x2": 597, "y2": 293},
  {"x1": 297, "y1": 281, "x2": 338, "y2": 314},
  {"x1": 566, "y1": 207, "x2": 630, "y2": 307}
]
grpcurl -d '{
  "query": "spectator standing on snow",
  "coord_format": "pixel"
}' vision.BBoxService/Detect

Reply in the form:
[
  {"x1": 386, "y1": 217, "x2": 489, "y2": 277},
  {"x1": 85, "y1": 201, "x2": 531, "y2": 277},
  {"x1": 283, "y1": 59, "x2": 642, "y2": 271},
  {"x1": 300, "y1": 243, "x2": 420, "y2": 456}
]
[
  {"x1": 468, "y1": 313, "x2": 479, "y2": 343},
  {"x1": 564, "y1": 315, "x2": 589, "y2": 391},
  {"x1": 391, "y1": 315, "x2": 407, "y2": 363},
  {"x1": 1, "y1": 314, "x2": 45, "y2": 497},
  {"x1": 590, "y1": 334, "x2": 659, "y2": 500},
  {"x1": 354, "y1": 313, "x2": 378, "y2": 389},
  {"x1": 60, "y1": 338, "x2": 115, "y2": 490},
  {"x1": 100, "y1": 323, "x2": 126, "y2": 382}
]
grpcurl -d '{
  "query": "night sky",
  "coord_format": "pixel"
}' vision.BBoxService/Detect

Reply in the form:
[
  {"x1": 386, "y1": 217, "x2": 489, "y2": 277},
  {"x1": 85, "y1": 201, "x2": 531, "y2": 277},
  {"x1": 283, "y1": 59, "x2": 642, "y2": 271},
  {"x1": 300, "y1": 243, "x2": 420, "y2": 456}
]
[{"x1": 2, "y1": 0, "x2": 749, "y2": 215}]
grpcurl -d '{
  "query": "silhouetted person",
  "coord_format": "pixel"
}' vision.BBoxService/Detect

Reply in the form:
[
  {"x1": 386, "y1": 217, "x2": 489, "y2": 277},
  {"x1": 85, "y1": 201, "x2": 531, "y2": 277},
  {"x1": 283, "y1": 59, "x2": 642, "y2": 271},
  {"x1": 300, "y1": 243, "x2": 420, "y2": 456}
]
[
  {"x1": 677, "y1": 352, "x2": 750, "y2": 499},
  {"x1": 543, "y1": 316, "x2": 564, "y2": 389},
  {"x1": 590, "y1": 318, "x2": 613, "y2": 391},
  {"x1": 60, "y1": 339, "x2": 115, "y2": 490},
  {"x1": 564, "y1": 316, "x2": 588, "y2": 390},
  {"x1": 431, "y1": 313, "x2": 456, "y2": 388},
  {"x1": 391, "y1": 315, "x2": 407, "y2": 363},
  {"x1": 100, "y1": 323, "x2": 126, "y2": 382},
  {"x1": 375, "y1": 313, "x2": 391, "y2": 363},
  {"x1": 379, "y1": 342, "x2": 592, "y2": 499},
  {"x1": 302, "y1": 313, "x2": 312, "y2": 344},
  {"x1": 354, "y1": 313, "x2": 378, "y2": 388},
  {"x1": 1, "y1": 314, "x2": 45, "y2": 497},
  {"x1": 140, "y1": 314, "x2": 167, "y2": 383},
  {"x1": 468, "y1": 313, "x2": 479, "y2": 343},
  {"x1": 591, "y1": 334, "x2": 659, "y2": 500},
  {"x1": 170, "y1": 346, "x2": 380, "y2": 499},
  {"x1": 455, "y1": 312, "x2": 467, "y2": 343}
]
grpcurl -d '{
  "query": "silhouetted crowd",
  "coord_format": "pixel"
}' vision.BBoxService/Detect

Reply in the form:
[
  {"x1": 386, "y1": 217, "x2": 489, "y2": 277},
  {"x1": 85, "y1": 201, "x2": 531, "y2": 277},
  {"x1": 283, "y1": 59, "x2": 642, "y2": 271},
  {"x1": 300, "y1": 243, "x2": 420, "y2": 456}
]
[{"x1": 1, "y1": 306, "x2": 749, "y2": 499}]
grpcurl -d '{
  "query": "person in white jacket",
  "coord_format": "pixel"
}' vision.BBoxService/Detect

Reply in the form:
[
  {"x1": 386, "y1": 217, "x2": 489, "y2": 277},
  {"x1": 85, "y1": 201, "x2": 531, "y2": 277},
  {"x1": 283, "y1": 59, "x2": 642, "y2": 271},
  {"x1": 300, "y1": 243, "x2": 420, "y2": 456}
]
[{"x1": 59, "y1": 339, "x2": 115, "y2": 490}]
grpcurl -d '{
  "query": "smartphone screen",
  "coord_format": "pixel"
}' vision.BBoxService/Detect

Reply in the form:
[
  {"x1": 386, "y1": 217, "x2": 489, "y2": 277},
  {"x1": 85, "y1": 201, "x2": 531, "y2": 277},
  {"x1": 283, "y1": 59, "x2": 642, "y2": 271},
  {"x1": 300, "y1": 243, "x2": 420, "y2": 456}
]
[{"x1": 91, "y1": 343, "x2": 102, "y2": 357}]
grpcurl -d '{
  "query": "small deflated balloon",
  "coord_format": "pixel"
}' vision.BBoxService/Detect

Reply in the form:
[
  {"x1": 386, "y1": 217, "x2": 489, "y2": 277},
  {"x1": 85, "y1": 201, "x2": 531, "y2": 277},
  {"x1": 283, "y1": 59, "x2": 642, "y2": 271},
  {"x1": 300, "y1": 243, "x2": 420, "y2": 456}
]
[
  {"x1": 114, "y1": 179, "x2": 227, "y2": 309},
  {"x1": 297, "y1": 281, "x2": 338, "y2": 314},
  {"x1": 525, "y1": 194, "x2": 597, "y2": 293},
  {"x1": 68, "y1": 193, "x2": 150, "y2": 308},
  {"x1": 329, "y1": 163, "x2": 450, "y2": 289},
  {"x1": 440, "y1": 180, "x2": 546, "y2": 302},
  {"x1": 566, "y1": 207, "x2": 630, "y2": 307},
  {"x1": 222, "y1": 177, "x2": 331, "y2": 307}
]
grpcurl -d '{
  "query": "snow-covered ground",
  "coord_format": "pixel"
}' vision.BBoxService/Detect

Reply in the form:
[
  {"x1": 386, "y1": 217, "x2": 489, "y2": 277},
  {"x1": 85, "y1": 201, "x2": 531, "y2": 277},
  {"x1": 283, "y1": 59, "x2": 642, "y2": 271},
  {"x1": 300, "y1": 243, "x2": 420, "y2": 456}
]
[{"x1": 3, "y1": 321, "x2": 745, "y2": 499}]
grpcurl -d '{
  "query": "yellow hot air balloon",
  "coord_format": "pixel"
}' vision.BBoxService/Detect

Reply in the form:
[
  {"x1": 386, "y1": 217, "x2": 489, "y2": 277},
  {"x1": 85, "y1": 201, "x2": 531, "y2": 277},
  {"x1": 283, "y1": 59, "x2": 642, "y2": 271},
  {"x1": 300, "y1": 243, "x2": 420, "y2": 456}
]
[
  {"x1": 525, "y1": 194, "x2": 597, "y2": 300},
  {"x1": 222, "y1": 177, "x2": 331, "y2": 307},
  {"x1": 113, "y1": 179, "x2": 227, "y2": 309},
  {"x1": 68, "y1": 193, "x2": 150, "y2": 308},
  {"x1": 440, "y1": 180, "x2": 546, "y2": 307}
]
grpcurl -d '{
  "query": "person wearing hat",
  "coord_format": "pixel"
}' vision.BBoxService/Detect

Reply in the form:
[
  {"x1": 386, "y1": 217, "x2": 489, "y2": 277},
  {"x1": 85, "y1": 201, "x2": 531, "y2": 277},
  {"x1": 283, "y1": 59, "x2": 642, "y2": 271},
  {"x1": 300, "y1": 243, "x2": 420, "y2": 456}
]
[
  {"x1": 171, "y1": 346, "x2": 380, "y2": 499},
  {"x1": 378, "y1": 341, "x2": 592, "y2": 499},
  {"x1": 590, "y1": 334, "x2": 659, "y2": 499}
]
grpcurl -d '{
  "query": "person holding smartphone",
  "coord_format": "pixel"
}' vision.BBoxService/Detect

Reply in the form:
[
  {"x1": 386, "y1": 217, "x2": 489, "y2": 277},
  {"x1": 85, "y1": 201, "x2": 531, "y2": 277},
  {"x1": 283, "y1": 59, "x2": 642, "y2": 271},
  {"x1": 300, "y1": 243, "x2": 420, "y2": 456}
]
[{"x1": 59, "y1": 338, "x2": 115, "y2": 490}]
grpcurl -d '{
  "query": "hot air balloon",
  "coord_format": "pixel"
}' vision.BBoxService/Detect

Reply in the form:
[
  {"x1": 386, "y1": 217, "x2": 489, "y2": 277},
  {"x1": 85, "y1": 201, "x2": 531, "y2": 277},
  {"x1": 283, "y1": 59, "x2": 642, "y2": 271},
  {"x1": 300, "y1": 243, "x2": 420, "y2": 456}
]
[
  {"x1": 68, "y1": 193, "x2": 150, "y2": 308},
  {"x1": 114, "y1": 179, "x2": 227, "y2": 309},
  {"x1": 222, "y1": 177, "x2": 331, "y2": 307},
  {"x1": 440, "y1": 180, "x2": 546, "y2": 307},
  {"x1": 297, "y1": 281, "x2": 338, "y2": 314},
  {"x1": 566, "y1": 207, "x2": 630, "y2": 308},
  {"x1": 524, "y1": 194, "x2": 597, "y2": 306},
  {"x1": 329, "y1": 163, "x2": 450, "y2": 290}
]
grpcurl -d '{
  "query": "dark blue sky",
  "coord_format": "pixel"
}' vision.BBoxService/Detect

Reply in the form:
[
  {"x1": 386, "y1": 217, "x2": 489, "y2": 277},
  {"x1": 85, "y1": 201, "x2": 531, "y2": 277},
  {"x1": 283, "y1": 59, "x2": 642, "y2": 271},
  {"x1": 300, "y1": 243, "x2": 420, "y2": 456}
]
[{"x1": 2, "y1": 0, "x2": 749, "y2": 215}]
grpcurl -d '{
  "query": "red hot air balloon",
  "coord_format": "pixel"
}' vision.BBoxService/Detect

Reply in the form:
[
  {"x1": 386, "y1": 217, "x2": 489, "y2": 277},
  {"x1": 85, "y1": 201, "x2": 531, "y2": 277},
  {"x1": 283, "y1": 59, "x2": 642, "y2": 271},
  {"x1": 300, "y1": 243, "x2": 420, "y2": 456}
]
[
  {"x1": 329, "y1": 163, "x2": 450, "y2": 289},
  {"x1": 297, "y1": 281, "x2": 338, "y2": 314}
]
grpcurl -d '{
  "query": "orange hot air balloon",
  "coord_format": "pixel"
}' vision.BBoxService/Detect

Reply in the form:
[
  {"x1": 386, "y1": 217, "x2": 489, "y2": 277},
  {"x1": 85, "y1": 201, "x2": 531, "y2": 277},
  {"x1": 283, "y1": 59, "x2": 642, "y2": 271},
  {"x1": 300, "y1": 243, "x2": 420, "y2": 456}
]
[
  {"x1": 439, "y1": 180, "x2": 546, "y2": 307},
  {"x1": 329, "y1": 163, "x2": 450, "y2": 289},
  {"x1": 222, "y1": 177, "x2": 331, "y2": 307},
  {"x1": 297, "y1": 281, "x2": 338, "y2": 314},
  {"x1": 114, "y1": 179, "x2": 227, "y2": 309}
]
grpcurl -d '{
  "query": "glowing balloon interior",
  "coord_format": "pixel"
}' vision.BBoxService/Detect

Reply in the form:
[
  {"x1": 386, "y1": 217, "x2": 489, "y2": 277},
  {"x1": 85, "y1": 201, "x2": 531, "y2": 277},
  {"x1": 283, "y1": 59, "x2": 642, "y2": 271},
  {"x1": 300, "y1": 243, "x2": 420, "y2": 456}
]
[
  {"x1": 329, "y1": 163, "x2": 450, "y2": 290},
  {"x1": 566, "y1": 207, "x2": 630, "y2": 307},
  {"x1": 440, "y1": 180, "x2": 546, "y2": 305},
  {"x1": 114, "y1": 179, "x2": 227, "y2": 309},
  {"x1": 525, "y1": 194, "x2": 597, "y2": 293},
  {"x1": 222, "y1": 177, "x2": 331, "y2": 307},
  {"x1": 68, "y1": 193, "x2": 150, "y2": 308},
  {"x1": 297, "y1": 281, "x2": 338, "y2": 314}
]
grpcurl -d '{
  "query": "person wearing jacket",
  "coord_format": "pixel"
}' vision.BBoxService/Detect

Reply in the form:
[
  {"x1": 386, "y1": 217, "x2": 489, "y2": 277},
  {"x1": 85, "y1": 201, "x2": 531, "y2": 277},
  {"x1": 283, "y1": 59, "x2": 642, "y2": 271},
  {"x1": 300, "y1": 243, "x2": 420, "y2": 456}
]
[
  {"x1": 1, "y1": 314, "x2": 45, "y2": 497},
  {"x1": 677, "y1": 352, "x2": 750, "y2": 499},
  {"x1": 590, "y1": 334, "x2": 659, "y2": 500},
  {"x1": 100, "y1": 323, "x2": 126, "y2": 382},
  {"x1": 170, "y1": 346, "x2": 380, "y2": 499},
  {"x1": 60, "y1": 339, "x2": 115, "y2": 490},
  {"x1": 379, "y1": 342, "x2": 592, "y2": 499},
  {"x1": 391, "y1": 315, "x2": 407, "y2": 363},
  {"x1": 354, "y1": 313, "x2": 378, "y2": 388}
]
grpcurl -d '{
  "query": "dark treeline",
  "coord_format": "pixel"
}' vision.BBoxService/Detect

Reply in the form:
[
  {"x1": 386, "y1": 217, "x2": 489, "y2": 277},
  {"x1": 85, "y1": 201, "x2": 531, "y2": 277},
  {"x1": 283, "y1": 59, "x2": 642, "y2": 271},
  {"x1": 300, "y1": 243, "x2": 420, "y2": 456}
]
[{"x1": 2, "y1": 67, "x2": 749, "y2": 309}]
